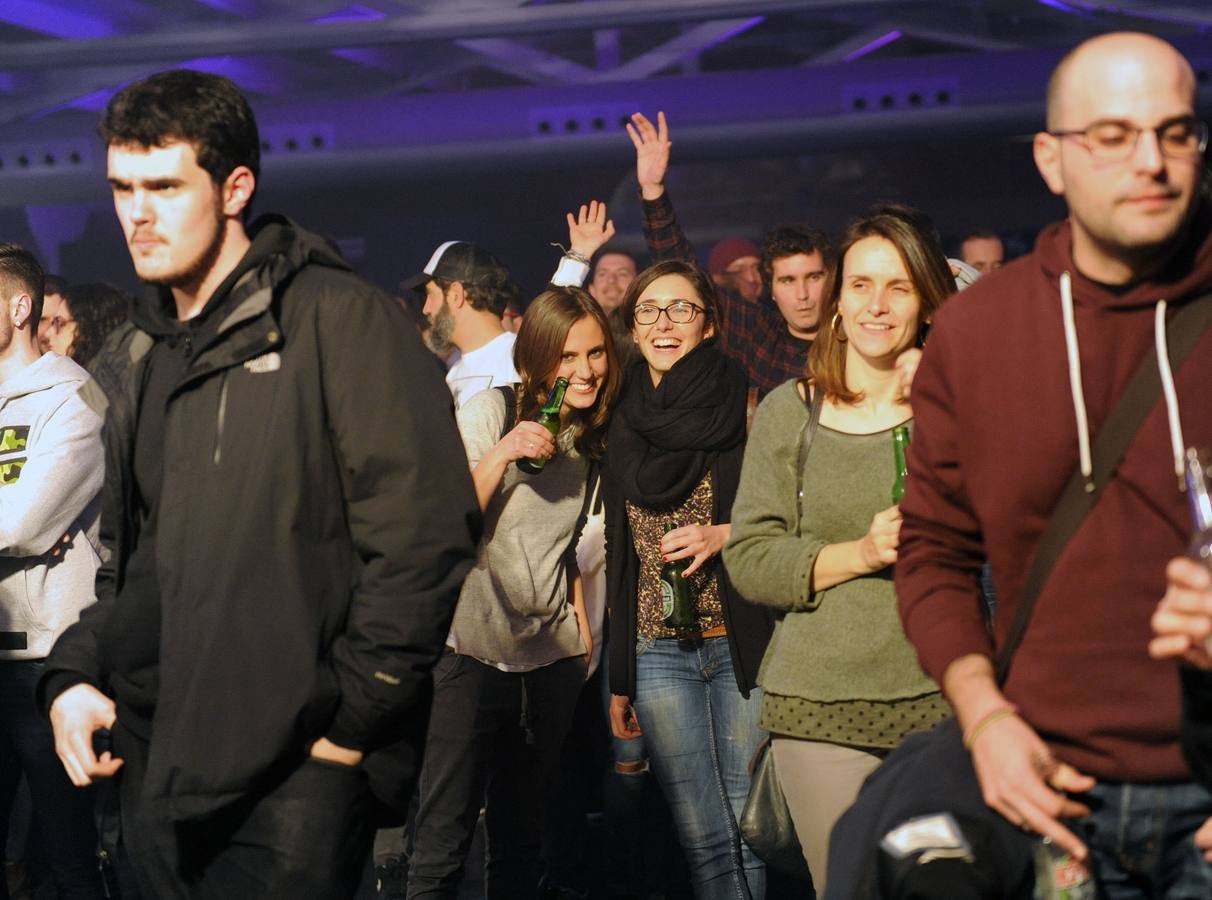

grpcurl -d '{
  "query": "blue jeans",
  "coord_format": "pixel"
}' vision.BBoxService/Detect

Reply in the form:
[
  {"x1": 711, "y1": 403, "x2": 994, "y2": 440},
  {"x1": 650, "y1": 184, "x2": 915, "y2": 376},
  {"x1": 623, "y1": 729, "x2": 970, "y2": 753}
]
[
  {"x1": 632, "y1": 636, "x2": 766, "y2": 900},
  {"x1": 1076, "y1": 780, "x2": 1212, "y2": 899}
]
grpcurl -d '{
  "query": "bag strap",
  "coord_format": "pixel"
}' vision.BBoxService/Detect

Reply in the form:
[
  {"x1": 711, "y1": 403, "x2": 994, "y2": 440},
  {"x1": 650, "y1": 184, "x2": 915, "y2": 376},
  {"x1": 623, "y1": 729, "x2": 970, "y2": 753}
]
[
  {"x1": 495, "y1": 384, "x2": 517, "y2": 440},
  {"x1": 794, "y1": 380, "x2": 824, "y2": 539},
  {"x1": 996, "y1": 290, "x2": 1212, "y2": 685}
]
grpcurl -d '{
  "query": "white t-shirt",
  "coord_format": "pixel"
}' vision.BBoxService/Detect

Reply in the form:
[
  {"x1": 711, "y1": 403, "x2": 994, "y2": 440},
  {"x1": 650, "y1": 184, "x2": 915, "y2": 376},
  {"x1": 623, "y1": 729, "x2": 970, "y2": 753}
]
[{"x1": 447, "y1": 331, "x2": 519, "y2": 409}]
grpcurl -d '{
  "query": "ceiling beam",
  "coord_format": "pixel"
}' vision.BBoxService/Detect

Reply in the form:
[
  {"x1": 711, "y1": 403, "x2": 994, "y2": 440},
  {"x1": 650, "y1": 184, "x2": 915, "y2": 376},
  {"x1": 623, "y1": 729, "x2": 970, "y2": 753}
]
[
  {"x1": 1047, "y1": 1, "x2": 1212, "y2": 28},
  {"x1": 0, "y1": 0, "x2": 902, "y2": 70},
  {"x1": 590, "y1": 17, "x2": 765, "y2": 83},
  {"x1": 455, "y1": 38, "x2": 596, "y2": 85}
]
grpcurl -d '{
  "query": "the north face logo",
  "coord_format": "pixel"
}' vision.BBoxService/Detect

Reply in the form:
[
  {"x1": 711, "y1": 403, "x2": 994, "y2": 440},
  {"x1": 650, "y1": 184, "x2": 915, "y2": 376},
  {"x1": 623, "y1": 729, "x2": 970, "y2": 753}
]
[{"x1": 244, "y1": 352, "x2": 281, "y2": 374}]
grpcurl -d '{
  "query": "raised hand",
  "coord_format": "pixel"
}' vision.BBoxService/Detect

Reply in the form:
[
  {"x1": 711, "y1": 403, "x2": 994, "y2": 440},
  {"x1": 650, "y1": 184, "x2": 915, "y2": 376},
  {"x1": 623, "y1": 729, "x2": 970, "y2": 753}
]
[
  {"x1": 627, "y1": 111, "x2": 672, "y2": 201},
  {"x1": 566, "y1": 200, "x2": 616, "y2": 260}
]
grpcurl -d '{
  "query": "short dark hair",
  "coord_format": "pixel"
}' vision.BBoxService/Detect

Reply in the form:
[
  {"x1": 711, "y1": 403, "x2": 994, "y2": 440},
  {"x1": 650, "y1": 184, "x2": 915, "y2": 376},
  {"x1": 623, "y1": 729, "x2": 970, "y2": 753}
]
[
  {"x1": 760, "y1": 224, "x2": 833, "y2": 291},
  {"x1": 960, "y1": 229, "x2": 1002, "y2": 244},
  {"x1": 433, "y1": 264, "x2": 520, "y2": 319},
  {"x1": 43, "y1": 273, "x2": 69, "y2": 298},
  {"x1": 621, "y1": 259, "x2": 723, "y2": 342},
  {"x1": 62, "y1": 282, "x2": 131, "y2": 367},
  {"x1": 590, "y1": 249, "x2": 640, "y2": 277},
  {"x1": 0, "y1": 243, "x2": 45, "y2": 333},
  {"x1": 100, "y1": 69, "x2": 261, "y2": 196}
]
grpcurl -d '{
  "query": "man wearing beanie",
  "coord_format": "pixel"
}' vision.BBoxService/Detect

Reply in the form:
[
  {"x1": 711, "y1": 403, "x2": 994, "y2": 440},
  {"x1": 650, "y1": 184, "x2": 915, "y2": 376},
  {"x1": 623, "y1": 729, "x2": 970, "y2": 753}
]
[{"x1": 708, "y1": 237, "x2": 762, "y2": 304}]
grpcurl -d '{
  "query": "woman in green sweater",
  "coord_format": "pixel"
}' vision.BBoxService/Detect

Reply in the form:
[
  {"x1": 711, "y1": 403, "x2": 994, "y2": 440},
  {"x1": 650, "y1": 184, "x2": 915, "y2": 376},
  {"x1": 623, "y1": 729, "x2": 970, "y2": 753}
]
[{"x1": 723, "y1": 207, "x2": 955, "y2": 894}]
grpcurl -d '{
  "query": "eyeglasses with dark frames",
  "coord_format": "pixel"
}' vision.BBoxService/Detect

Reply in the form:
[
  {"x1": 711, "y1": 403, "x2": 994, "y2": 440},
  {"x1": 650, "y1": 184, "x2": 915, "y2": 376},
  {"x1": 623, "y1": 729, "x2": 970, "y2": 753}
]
[{"x1": 633, "y1": 300, "x2": 707, "y2": 326}]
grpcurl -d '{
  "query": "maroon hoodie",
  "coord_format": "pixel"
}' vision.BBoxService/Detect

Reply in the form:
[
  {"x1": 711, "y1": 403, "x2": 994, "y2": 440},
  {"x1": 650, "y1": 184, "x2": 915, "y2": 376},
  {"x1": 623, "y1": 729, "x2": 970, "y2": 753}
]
[{"x1": 897, "y1": 205, "x2": 1212, "y2": 782}]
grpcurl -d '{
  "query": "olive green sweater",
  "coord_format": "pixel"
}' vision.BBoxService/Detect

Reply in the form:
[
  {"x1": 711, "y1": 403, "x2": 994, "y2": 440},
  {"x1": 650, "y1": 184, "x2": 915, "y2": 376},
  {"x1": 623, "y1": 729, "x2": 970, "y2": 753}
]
[{"x1": 723, "y1": 380, "x2": 939, "y2": 704}]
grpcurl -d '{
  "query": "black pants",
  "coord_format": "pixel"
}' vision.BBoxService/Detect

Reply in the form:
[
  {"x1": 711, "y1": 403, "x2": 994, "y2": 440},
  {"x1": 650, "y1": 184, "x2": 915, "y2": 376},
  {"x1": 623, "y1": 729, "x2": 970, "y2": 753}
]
[
  {"x1": 406, "y1": 652, "x2": 587, "y2": 900},
  {"x1": 112, "y1": 724, "x2": 375, "y2": 900},
  {"x1": 0, "y1": 660, "x2": 106, "y2": 900}
]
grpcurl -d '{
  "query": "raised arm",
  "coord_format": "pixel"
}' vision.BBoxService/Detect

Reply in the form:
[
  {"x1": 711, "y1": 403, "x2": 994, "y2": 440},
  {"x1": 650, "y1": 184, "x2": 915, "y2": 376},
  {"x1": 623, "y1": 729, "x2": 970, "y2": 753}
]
[
  {"x1": 627, "y1": 112, "x2": 696, "y2": 265},
  {"x1": 551, "y1": 200, "x2": 616, "y2": 288}
]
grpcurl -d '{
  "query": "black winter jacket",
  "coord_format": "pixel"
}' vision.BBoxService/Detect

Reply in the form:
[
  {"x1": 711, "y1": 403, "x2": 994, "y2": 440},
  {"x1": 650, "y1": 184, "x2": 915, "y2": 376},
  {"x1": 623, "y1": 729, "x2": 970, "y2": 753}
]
[{"x1": 43, "y1": 216, "x2": 480, "y2": 824}]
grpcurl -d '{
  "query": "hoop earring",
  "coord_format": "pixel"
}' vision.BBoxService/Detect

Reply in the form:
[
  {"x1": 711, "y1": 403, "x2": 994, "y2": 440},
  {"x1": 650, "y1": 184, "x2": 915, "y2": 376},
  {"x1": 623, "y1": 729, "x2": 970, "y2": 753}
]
[{"x1": 832, "y1": 311, "x2": 846, "y2": 342}]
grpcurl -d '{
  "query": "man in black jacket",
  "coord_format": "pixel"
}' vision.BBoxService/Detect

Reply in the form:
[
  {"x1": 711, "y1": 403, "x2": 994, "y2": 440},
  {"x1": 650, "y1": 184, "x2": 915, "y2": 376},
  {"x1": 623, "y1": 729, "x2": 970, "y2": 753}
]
[{"x1": 39, "y1": 69, "x2": 480, "y2": 899}]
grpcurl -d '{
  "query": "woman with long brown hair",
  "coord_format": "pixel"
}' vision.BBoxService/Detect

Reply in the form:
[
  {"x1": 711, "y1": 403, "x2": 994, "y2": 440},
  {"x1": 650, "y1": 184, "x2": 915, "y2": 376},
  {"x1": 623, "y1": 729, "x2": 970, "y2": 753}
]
[
  {"x1": 407, "y1": 286, "x2": 621, "y2": 898},
  {"x1": 724, "y1": 206, "x2": 956, "y2": 893}
]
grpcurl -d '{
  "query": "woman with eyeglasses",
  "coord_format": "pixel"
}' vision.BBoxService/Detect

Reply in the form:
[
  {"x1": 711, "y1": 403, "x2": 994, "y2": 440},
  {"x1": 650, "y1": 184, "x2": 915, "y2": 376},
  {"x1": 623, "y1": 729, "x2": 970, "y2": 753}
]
[
  {"x1": 723, "y1": 207, "x2": 956, "y2": 893},
  {"x1": 602, "y1": 259, "x2": 773, "y2": 900},
  {"x1": 39, "y1": 282, "x2": 129, "y2": 367}
]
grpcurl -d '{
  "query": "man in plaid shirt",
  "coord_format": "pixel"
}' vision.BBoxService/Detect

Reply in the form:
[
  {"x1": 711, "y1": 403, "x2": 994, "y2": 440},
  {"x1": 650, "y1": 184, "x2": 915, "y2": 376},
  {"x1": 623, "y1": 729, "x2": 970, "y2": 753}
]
[{"x1": 629, "y1": 111, "x2": 832, "y2": 401}]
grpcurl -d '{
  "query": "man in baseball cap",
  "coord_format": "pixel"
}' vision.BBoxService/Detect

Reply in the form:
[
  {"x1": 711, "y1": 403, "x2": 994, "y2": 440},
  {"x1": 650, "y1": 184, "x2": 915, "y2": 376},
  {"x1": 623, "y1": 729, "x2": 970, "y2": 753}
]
[{"x1": 405, "y1": 241, "x2": 522, "y2": 409}]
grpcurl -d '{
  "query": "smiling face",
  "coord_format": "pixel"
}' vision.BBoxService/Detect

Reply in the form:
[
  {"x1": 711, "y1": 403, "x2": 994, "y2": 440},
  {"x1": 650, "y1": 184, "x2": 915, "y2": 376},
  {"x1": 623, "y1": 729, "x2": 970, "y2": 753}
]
[
  {"x1": 836, "y1": 236, "x2": 923, "y2": 369},
  {"x1": 770, "y1": 251, "x2": 827, "y2": 339},
  {"x1": 551, "y1": 315, "x2": 609, "y2": 413},
  {"x1": 590, "y1": 252, "x2": 637, "y2": 312},
  {"x1": 632, "y1": 273, "x2": 715, "y2": 387}
]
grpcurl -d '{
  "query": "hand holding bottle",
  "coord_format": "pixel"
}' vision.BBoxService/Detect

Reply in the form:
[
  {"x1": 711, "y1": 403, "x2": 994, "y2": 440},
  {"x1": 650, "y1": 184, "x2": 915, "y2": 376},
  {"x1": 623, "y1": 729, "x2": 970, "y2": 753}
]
[
  {"x1": 660, "y1": 522, "x2": 730, "y2": 577},
  {"x1": 858, "y1": 505, "x2": 902, "y2": 572},
  {"x1": 610, "y1": 694, "x2": 643, "y2": 740},
  {"x1": 1149, "y1": 556, "x2": 1212, "y2": 669},
  {"x1": 495, "y1": 420, "x2": 556, "y2": 466}
]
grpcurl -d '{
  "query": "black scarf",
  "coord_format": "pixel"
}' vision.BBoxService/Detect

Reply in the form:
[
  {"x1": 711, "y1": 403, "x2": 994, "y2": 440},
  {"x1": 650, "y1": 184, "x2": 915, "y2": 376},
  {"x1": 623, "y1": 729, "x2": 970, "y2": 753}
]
[{"x1": 608, "y1": 341, "x2": 747, "y2": 508}]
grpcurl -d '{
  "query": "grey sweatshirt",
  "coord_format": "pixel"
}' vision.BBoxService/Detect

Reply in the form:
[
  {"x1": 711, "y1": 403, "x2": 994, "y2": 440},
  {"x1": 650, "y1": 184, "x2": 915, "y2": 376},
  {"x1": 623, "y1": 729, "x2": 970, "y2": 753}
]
[
  {"x1": 0, "y1": 353, "x2": 104, "y2": 660},
  {"x1": 447, "y1": 387, "x2": 587, "y2": 669}
]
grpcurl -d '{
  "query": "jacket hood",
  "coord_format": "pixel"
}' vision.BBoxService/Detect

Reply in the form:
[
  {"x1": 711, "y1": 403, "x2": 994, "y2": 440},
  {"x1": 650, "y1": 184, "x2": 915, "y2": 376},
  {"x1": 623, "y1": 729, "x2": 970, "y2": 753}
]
[
  {"x1": 1035, "y1": 198, "x2": 1212, "y2": 311},
  {"x1": 130, "y1": 214, "x2": 352, "y2": 336},
  {"x1": 0, "y1": 353, "x2": 89, "y2": 403}
]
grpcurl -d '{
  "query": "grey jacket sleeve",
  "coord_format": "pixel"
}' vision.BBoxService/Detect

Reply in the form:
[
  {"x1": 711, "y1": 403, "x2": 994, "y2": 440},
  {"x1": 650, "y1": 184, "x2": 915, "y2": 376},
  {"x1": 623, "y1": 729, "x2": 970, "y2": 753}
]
[{"x1": 0, "y1": 389, "x2": 103, "y2": 557}]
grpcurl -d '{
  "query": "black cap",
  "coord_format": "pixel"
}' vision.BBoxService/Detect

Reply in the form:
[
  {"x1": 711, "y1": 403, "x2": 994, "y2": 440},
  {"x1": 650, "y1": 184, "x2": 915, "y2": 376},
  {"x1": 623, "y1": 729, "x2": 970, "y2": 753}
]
[{"x1": 401, "y1": 241, "x2": 503, "y2": 291}]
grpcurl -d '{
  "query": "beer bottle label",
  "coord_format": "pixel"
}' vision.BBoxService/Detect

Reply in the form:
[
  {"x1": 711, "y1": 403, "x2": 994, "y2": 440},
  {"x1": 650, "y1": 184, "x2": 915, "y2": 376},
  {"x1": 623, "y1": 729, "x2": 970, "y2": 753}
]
[{"x1": 660, "y1": 579, "x2": 675, "y2": 619}]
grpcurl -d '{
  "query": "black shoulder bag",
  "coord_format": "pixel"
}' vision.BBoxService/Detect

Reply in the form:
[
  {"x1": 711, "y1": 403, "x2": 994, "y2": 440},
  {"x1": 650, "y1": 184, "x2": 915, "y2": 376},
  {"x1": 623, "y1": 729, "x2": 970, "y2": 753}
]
[{"x1": 740, "y1": 380, "x2": 822, "y2": 883}]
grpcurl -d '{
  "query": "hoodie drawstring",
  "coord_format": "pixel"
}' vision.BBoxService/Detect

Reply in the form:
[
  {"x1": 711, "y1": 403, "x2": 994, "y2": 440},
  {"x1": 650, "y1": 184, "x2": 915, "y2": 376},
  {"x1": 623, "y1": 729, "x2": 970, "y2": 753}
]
[
  {"x1": 1060, "y1": 271, "x2": 1185, "y2": 493},
  {"x1": 1059, "y1": 272, "x2": 1095, "y2": 493},
  {"x1": 1154, "y1": 299, "x2": 1186, "y2": 487}
]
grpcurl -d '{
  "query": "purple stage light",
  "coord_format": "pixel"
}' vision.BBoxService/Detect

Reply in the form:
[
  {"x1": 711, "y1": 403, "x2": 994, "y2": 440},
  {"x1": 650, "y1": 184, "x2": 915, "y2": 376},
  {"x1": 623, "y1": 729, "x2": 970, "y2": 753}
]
[
  {"x1": 312, "y1": 4, "x2": 387, "y2": 25},
  {"x1": 842, "y1": 30, "x2": 903, "y2": 63},
  {"x1": 0, "y1": 1, "x2": 114, "y2": 39}
]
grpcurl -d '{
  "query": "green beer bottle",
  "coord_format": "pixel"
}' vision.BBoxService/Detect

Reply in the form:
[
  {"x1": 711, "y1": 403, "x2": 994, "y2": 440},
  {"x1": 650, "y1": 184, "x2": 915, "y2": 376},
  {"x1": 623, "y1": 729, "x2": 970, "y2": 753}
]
[
  {"x1": 517, "y1": 377, "x2": 568, "y2": 475},
  {"x1": 891, "y1": 424, "x2": 911, "y2": 504},
  {"x1": 660, "y1": 521, "x2": 697, "y2": 629}
]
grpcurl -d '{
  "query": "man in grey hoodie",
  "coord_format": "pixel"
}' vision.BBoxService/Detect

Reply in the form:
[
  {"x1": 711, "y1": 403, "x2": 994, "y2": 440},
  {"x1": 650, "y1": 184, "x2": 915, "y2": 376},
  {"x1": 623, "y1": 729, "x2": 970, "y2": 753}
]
[{"x1": 0, "y1": 243, "x2": 106, "y2": 899}]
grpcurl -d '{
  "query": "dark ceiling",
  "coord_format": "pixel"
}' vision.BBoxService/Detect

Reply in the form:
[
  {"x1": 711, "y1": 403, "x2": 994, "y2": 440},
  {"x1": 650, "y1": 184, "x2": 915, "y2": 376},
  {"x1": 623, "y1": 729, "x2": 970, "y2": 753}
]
[{"x1": 3, "y1": 0, "x2": 1211, "y2": 206}]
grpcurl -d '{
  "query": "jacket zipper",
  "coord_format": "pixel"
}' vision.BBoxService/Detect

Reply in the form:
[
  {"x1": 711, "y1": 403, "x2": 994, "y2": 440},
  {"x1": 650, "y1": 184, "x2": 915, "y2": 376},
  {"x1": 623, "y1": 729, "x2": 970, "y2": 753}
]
[{"x1": 213, "y1": 371, "x2": 229, "y2": 465}]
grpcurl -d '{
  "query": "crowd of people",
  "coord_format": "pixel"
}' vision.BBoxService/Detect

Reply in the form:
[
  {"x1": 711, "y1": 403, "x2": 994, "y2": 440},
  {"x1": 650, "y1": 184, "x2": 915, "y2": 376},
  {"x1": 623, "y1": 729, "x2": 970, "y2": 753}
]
[{"x1": 1, "y1": 26, "x2": 1211, "y2": 900}]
